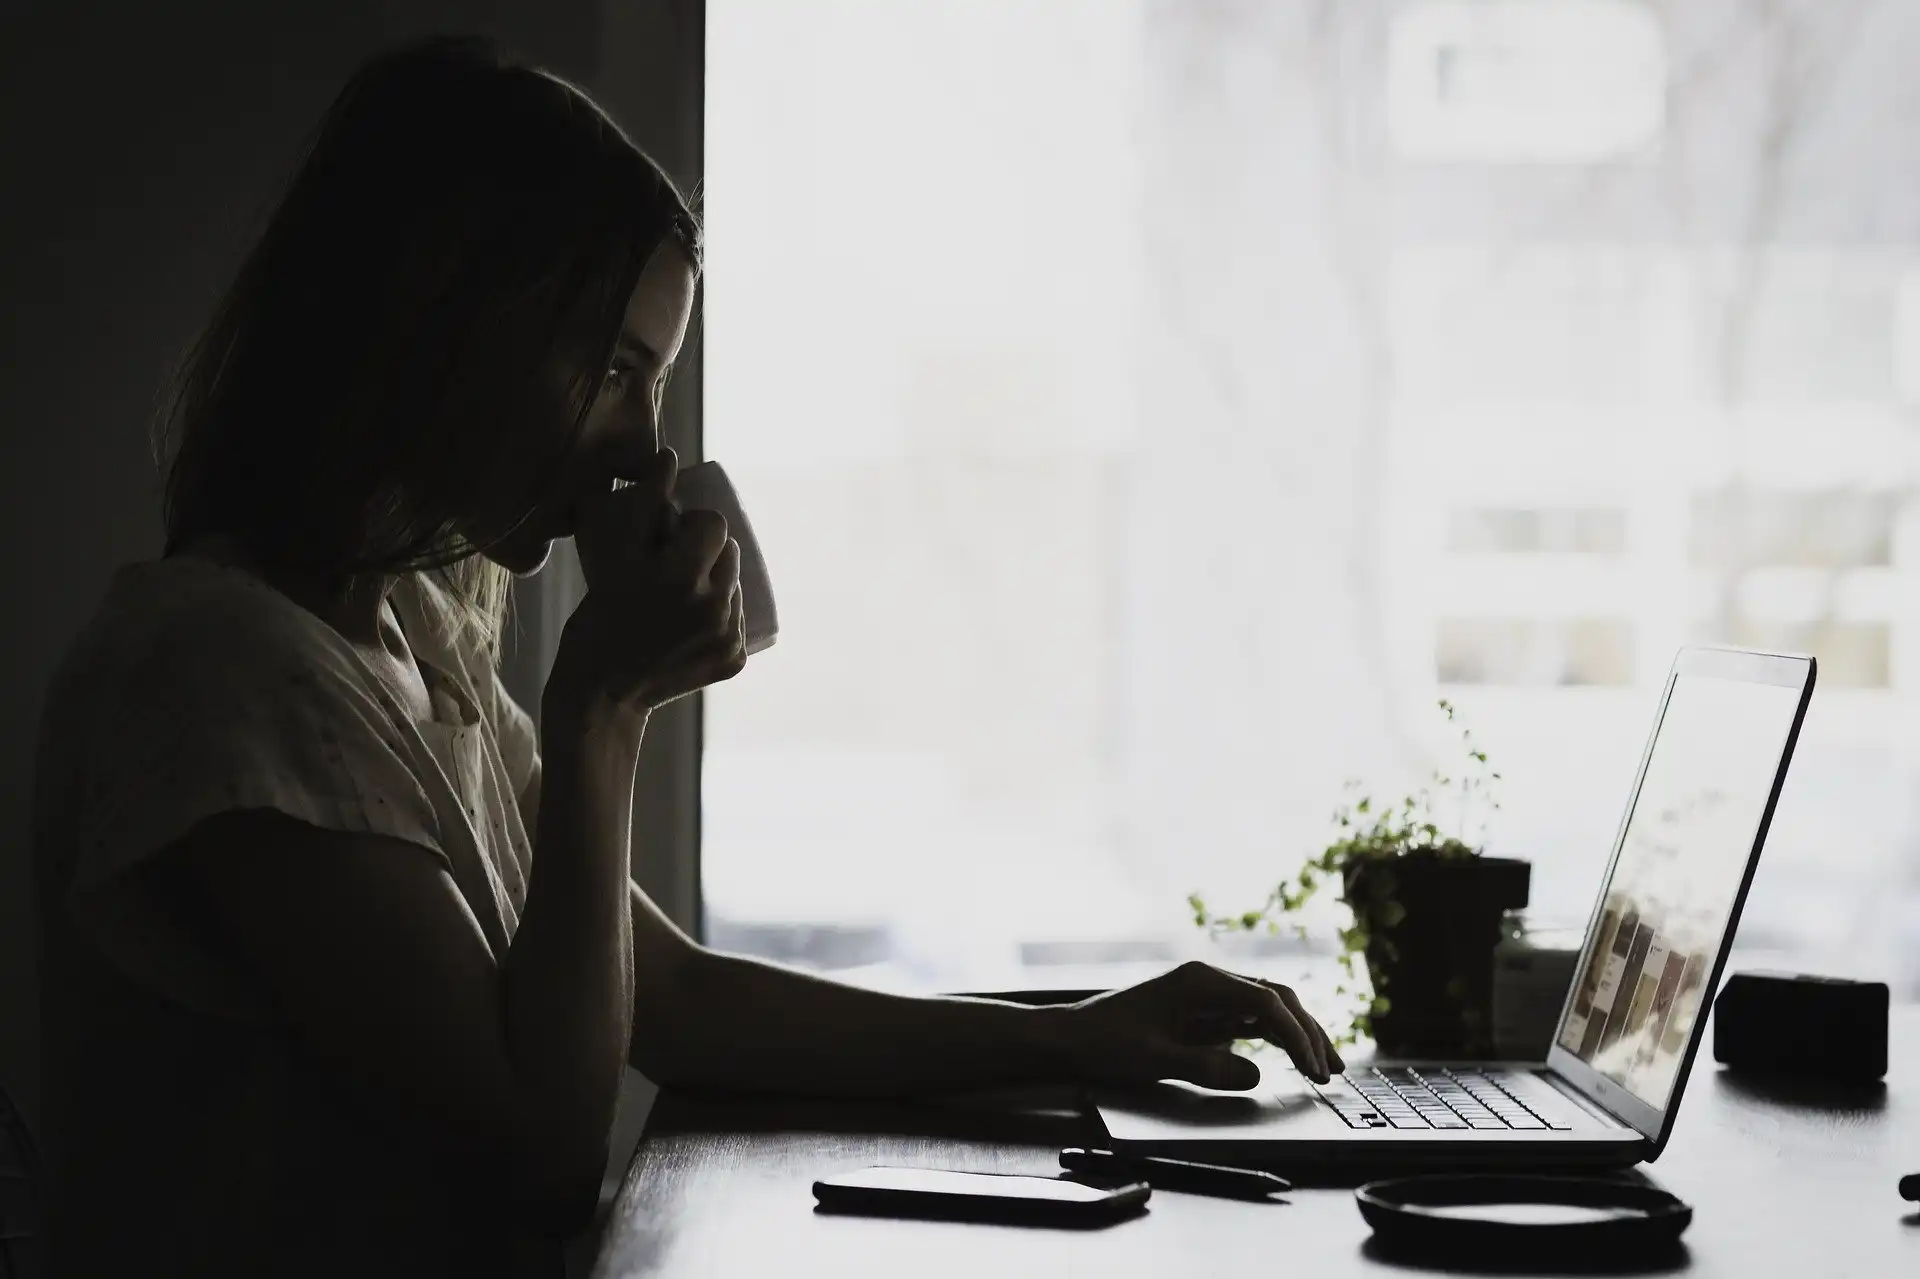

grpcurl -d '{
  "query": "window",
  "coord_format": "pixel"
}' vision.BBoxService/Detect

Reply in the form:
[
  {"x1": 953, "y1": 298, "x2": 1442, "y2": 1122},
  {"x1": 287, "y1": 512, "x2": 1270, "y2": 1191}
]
[
  {"x1": 1387, "y1": 0, "x2": 1666, "y2": 163},
  {"x1": 1436, "y1": 618, "x2": 1637, "y2": 686},
  {"x1": 1691, "y1": 489, "x2": 1899, "y2": 570},
  {"x1": 703, "y1": 0, "x2": 1920, "y2": 1007},
  {"x1": 1449, "y1": 508, "x2": 1628, "y2": 554}
]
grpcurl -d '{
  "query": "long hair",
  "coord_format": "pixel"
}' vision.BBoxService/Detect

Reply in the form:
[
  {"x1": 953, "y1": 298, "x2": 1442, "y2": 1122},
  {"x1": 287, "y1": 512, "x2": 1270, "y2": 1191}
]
[{"x1": 154, "y1": 35, "x2": 701, "y2": 659}]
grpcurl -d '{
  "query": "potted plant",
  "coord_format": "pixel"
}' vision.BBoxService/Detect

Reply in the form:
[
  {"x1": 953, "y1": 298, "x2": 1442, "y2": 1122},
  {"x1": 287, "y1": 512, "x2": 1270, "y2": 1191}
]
[{"x1": 1189, "y1": 701, "x2": 1528, "y2": 1058}]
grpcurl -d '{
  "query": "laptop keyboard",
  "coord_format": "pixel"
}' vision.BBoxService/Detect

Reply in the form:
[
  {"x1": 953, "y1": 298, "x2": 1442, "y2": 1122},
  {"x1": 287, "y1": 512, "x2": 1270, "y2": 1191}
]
[{"x1": 1312, "y1": 1067, "x2": 1575, "y2": 1131}]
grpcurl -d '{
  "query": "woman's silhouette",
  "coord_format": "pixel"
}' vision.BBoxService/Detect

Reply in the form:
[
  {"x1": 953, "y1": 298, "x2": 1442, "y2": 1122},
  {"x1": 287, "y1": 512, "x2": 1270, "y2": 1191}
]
[{"x1": 32, "y1": 36, "x2": 1336, "y2": 1276}]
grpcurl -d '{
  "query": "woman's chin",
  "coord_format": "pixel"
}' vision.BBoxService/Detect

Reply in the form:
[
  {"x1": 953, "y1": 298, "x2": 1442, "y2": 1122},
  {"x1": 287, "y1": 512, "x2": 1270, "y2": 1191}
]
[{"x1": 482, "y1": 531, "x2": 557, "y2": 577}]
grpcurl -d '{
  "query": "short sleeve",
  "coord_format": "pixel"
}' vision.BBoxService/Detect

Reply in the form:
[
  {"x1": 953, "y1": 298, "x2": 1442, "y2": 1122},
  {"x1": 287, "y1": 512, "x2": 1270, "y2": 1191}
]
[{"x1": 59, "y1": 593, "x2": 449, "y2": 1017}]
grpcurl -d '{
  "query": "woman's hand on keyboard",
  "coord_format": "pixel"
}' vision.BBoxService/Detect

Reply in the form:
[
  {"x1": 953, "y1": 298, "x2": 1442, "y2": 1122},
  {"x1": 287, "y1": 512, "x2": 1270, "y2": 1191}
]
[{"x1": 1061, "y1": 961, "x2": 1342, "y2": 1089}]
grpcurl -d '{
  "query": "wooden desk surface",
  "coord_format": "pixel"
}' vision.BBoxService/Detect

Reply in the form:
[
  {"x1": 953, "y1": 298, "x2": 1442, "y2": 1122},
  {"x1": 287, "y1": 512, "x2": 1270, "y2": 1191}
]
[{"x1": 594, "y1": 1008, "x2": 1920, "y2": 1277}]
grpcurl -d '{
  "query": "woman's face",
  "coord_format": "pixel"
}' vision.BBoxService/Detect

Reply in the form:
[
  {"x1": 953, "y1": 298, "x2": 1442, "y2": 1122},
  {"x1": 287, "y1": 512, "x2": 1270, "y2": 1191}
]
[{"x1": 482, "y1": 242, "x2": 697, "y2": 576}]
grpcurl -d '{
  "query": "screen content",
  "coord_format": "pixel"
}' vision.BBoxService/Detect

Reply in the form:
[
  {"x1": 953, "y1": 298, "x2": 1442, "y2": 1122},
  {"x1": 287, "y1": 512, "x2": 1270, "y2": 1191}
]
[{"x1": 1556, "y1": 672, "x2": 1803, "y2": 1110}]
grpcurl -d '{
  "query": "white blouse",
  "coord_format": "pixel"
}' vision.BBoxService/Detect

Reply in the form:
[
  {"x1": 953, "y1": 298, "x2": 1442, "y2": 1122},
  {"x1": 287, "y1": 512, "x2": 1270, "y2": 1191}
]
[{"x1": 34, "y1": 555, "x2": 557, "y2": 1277}]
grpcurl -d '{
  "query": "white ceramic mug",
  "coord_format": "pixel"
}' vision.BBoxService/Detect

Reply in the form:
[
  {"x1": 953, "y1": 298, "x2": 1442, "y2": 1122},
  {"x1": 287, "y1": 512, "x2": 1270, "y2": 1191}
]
[{"x1": 672, "y1": 459, "x2": 778, "y2": 655}]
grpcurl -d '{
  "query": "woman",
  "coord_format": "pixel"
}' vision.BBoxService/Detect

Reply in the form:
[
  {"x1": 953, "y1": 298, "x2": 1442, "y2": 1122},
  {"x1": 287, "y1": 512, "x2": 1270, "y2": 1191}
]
[{"x1": 31, "y1": 37, "x2": 1337, "y2": 1276}]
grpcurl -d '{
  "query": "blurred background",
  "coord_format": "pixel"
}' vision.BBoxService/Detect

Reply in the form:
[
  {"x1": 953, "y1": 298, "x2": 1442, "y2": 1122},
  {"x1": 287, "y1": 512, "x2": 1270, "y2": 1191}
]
[{"x1": 698, "y1": 0, "x2": 1920, "y2": 1016}]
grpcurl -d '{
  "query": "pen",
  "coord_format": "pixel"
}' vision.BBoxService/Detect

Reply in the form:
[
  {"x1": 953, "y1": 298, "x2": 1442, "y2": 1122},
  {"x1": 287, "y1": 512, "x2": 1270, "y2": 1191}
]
[{"x1": 1060, "y1": 1148, "x2": 1291, "y2": 1198}]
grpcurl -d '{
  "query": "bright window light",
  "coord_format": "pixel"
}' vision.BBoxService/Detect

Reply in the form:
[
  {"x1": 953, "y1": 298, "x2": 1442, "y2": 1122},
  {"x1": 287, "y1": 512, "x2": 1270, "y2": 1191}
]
[
  {"x1": 1388, "y1": 0, "x2": 1666, "y2": 163},
  {"x1": 704, "y1": 0, "x2": 1920, "y2": 1007}
]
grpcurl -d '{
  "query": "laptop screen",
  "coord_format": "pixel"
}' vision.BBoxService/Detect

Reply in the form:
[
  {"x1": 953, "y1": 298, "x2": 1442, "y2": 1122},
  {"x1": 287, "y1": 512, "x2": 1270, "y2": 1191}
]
[{"x1": 1554, "y1": 668, "x2": 1805, "y2": 1112}]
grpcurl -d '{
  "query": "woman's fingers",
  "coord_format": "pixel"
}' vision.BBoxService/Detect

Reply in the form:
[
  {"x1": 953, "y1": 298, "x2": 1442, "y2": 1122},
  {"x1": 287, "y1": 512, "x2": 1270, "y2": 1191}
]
[
  {"x1": 1263, "y1": 979, "x2": 1344, "y2": 1075},
  {"x1": 1176, "y1": 985, "x2": 1342, "y2": 1078},
  {"x1": 664, "y1": 508, "x2": 730, "y2": 583},
  {"x1": 708, "y1": 536, "x2": 742, "y2": 601},
  {"x1": 1175, "y1": 962, "x2": 1327, "y2": 1083},
  {"x1": 575, "y1": 448, "x2": 681, "y2": 589},
  {"x1": 560, "y1": 447, "x2": 759, "y2": 711},
  {"x1": 663, "y1": 579, "x2": 747, "y2": 672},
  {"x1": 1250, "y1": 984, "x2": 1328, "y2": 1082}
]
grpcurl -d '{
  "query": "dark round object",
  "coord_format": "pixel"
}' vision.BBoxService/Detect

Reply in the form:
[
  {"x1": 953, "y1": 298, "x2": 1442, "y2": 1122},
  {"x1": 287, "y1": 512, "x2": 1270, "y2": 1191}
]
[
  {"x1": 1343, "y1": 854, "x2": 1531, "y2": 1057},
  {"x1": 1356, "y1": 1174, "x2": 1691, "y2": 1259}
]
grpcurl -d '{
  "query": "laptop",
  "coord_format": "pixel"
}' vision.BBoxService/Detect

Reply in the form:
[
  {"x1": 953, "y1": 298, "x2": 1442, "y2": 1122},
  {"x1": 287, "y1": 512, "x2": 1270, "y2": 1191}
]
[{"x1": 1093, "y1": 645, "x2": 1816, "y2": 1174}]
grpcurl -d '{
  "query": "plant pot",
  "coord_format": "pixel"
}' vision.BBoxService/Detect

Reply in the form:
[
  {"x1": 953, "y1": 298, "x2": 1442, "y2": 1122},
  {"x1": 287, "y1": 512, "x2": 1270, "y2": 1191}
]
[{"x1": 1342, "y1": 853, "x2": 1531, "y2": 1059}]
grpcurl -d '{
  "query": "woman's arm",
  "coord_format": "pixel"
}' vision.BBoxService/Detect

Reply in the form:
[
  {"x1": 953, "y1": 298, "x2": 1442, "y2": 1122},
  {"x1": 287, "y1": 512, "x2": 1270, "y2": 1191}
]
[
  {"x1": 519, "y1": 744, "x2": 1336, "y2": 1097},
  {"x1": 522, "y1": 760, "x2": 1075, "y2": 1095},
  {"x1": 624, "y1": 880, "x2": 1337, "y2": 1097},
  {"x1": 627, "y1": 900, "x2": 1070, "y2": 1096},
  {"x1": 172, "y1": 693, "x2": 646, "y2": 1234},
  {"x1": 517, "y1": 754, "x2": 1076, "y2": 1093},
  {"x1": 521, "y1": 740, "x2": 1061, "y2": 1098},
  {"x1": 500, "y1": 690, "x2": 645, "y2": 1204}
]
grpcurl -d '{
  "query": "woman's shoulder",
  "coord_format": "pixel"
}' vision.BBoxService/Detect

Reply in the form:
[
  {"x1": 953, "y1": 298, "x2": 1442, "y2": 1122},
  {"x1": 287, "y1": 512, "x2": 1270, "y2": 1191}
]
[{"x1": 51, "y1": 556, "x2": 365, "y2": 719}]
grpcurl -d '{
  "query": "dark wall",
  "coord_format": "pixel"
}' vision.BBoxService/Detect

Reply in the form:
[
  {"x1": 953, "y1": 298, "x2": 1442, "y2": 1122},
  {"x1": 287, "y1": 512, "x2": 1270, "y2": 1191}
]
[{"x1": 0, "y1": 0, "x2": 615, "y2": 1127}]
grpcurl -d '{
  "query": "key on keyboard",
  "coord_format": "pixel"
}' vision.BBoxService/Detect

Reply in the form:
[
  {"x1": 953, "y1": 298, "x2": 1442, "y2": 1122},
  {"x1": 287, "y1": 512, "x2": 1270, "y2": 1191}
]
[{"x1": 1315, "y1": 1067, "x2": 1575, "y2": 1131}]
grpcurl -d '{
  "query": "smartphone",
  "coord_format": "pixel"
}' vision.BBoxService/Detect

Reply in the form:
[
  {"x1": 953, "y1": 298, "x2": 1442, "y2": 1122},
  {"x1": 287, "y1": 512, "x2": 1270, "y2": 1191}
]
[{"x1": 813, "y1": 1166, "x2": 1150, "y2": 1226}]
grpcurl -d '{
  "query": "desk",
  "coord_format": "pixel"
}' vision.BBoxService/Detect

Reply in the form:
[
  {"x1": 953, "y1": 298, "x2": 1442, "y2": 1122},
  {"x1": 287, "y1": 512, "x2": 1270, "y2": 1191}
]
[{"x1": 593, "y1": 1007, "x2": 1920, "y2": 1277}]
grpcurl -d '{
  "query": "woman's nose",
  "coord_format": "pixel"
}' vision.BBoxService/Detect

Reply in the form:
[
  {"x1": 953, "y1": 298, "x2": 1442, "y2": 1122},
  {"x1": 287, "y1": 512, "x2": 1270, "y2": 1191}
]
[{"x1": 602, "y1": 415, "x2": 663, "y2": 465}]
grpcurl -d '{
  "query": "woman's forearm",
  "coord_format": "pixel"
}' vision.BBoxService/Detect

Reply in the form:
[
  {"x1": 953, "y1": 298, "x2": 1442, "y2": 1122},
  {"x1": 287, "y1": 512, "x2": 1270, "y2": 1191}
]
[
  {"x1": 639, "y1": 947, "x2": 1077, "y2": 1098},
  {"x1": 499, "y1": 688, "x2": 645, "y2": 1211}
]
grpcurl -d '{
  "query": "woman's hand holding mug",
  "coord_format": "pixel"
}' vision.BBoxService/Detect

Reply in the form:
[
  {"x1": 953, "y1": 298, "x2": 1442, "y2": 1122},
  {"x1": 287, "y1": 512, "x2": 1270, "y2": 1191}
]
[{"x1": 551, "y1": 444, "x2": 747, "y2": 716}]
